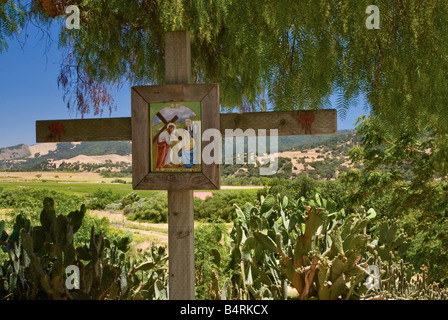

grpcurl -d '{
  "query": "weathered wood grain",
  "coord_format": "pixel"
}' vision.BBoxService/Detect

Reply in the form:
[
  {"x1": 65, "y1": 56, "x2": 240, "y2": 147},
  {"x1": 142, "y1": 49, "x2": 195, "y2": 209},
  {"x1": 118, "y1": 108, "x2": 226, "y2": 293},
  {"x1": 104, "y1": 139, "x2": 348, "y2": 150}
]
[
  {"x1": 132, "y1": 83, "x2": 217, "y2": 104},
  {"x1": 165, "y1": 31, "x2": 191, "y2": 85},
  {"x1": 35, "y1": 117, "x2": 132, "y2": 143},
  {"x1": 134, "y1": 172, "x2": 219, "y2": 190},
  {"x1": 35, "y1": 29, "x2": 339, "y2": 303},
  {"x1": 221, "y1": 109, "x2": 337, "y2": 136},
  {"x1": 36, "y1": 109, "x2": 337, "y2": 143},
  {"x1": 200, "y1": 85, "x2": 221, "y2": 190},
  {"x1": 164, "y1": 30, "x2": 195, "y2": 301},
  {"x1": 167, "y1": 189, "x2": 195, "y2": 300},
  {"x1": 131, "y1": 88, "x2": 149, "y2": 190}
]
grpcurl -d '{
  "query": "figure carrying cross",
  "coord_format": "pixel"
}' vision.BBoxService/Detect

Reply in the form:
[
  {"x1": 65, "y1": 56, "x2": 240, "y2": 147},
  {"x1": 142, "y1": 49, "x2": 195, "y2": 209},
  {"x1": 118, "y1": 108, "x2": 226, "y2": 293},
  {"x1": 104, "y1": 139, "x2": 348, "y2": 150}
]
[
  {"x1": 155, "y1": 123, "x2": 181, "y2": 169},
  {"x1": 152, "y1": 112, "x2": 182, "y2": 170}
]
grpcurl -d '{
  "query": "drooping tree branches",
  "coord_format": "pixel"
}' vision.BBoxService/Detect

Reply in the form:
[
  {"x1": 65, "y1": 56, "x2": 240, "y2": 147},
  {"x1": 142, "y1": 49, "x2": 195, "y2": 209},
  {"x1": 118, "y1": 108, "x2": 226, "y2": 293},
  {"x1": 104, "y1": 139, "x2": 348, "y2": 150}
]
[
  {"x1": 342, "y1": 115, "x2": 448, "y2": 217},
  {"x1": 0, "y1": 0, "x2": 26, "y2": 53},
  {"x1": 3, "y1": 0, "x2": 448, "y2": 140}
]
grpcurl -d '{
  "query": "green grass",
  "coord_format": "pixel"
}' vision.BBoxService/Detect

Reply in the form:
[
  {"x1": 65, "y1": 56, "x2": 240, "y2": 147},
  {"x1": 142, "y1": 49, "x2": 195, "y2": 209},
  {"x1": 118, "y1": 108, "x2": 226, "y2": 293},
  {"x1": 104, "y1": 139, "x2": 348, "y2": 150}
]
[
  {"x1": 0, "y1": 181, "x2": 260, "y2": 198},
  {"x1": 0, "y1": 181, "x2": 159, "y2": 198}
]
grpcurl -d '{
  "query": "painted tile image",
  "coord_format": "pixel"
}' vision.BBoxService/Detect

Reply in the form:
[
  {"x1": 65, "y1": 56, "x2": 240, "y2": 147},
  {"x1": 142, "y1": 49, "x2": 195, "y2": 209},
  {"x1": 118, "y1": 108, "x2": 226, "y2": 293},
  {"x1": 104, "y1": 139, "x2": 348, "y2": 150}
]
[{"x1": 150, "y1": 102, "x2": 201, "y2": 173}]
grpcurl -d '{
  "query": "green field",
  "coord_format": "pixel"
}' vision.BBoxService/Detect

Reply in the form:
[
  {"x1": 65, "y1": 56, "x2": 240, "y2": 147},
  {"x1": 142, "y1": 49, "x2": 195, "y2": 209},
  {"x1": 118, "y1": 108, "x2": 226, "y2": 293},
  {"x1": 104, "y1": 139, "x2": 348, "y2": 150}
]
[
  {"x1": 0, "y1": 180, "x2": 260, "y2": 199},
  {"x1": 0, "y1": 181, "x2": 157, "y2": 197}
]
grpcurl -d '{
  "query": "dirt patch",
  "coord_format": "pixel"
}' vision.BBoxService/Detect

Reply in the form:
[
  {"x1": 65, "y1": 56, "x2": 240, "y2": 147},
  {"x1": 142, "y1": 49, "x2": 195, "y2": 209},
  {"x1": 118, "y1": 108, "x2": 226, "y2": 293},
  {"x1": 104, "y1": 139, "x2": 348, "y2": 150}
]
[{"x1": 89, "y1": 210, "x2": 169, "y2": 248}]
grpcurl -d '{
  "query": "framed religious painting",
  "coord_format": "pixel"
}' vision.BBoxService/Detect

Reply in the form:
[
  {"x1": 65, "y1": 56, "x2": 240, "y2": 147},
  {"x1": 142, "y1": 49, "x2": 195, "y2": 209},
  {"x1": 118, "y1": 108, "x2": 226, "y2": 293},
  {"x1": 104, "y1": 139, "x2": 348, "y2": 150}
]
[
  {"x1": 131, "y1": 84, "x2": 220, "y2": 190},
  {"x1": 150, "y1": 102, "x2": 202, "y2": 173}
]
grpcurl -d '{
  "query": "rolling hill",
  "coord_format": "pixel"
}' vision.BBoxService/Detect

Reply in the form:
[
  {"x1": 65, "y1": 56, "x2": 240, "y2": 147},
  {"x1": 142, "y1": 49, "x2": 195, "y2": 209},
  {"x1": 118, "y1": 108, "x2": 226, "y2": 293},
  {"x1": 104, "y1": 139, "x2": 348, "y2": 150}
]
[{"x1": 0, "y1": 130, "x2": 360, "y2": 180}]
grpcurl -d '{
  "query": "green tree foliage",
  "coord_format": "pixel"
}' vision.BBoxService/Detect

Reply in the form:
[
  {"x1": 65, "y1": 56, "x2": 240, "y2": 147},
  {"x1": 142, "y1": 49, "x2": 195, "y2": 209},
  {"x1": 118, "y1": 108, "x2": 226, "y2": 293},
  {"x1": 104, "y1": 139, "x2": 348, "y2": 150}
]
[
  {"x1": 0, "y1": 187, "x2": 84, "y2": 223},
  {"x1": 194, "y1": 222, "x2": 230, "y2": 300},
  {"x1": 258, "y1": 175, "x2": 355, "y2": 214},
  {"x1": 48, "y1": 142, "x2": 132, "y2": 158},
  {"x1": 2, "y1": 0, "x2": 444, "y2": 136},
  {"x1": 343, "y1": 115, "x2": 448, "y2": 217},
  {"x1": 0, "y1": 0, "x2": 25, "y2": 53},
  {"x1": 259, "y1": 174, "x2": 318, "y2": 201},
  {"x1": 342, "y1": 115, "x2": 448, "y2": 284},
  {"x1": 193, "y1": 190, "x2": 258, "y2": 222}
]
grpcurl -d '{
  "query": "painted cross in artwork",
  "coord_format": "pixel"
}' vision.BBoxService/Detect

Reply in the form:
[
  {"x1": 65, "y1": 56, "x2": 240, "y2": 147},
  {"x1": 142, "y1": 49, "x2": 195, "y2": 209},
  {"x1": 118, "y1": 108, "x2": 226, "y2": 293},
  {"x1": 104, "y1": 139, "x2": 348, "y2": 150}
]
[{"x1": 150, "y1": 102, "x2": 201, "y2": 173}]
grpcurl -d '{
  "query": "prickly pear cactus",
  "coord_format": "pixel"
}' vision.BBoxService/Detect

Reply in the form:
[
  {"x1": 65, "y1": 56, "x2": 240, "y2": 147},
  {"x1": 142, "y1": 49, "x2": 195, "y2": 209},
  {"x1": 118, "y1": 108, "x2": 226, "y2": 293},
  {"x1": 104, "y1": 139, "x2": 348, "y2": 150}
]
[
  {"x1": 0, "y1": 197, "x2": 168, "y2": 300},
  {"x1": 224, "y1": 193, "x2": 381, "y2": 300},
  {"x1": 370, "y1": 218, "x2": 411, "y2": 262}
]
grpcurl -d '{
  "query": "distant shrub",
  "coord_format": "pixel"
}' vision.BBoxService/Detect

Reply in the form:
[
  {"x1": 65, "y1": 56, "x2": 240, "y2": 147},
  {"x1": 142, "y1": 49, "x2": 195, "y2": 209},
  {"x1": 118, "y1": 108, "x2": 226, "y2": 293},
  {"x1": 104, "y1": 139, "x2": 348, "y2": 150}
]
[
  {"x1": 121, "y1": 192, "x2": 140, "y2": 209},
  {"x1": 111, "y1": 178, "x2": 127, "y2": 184},
  {"x1": 104, "y1": 202, "x2": 122, "y2": 211},
  {"x1": 84, "y1": 189, "x2": 120, "y2": 210},
  {"x1": 0, "y1": 187, "x2": 83, "y2": 214},
  {"x1": 126, "y1": 193, "x2": 168, "y2": 223},
  {"x1": 122, "y1": 204, "x2": 133, "y2": 216},
  {"x1": 194, "y1": 190, "x2": 257, "y2": 222}
]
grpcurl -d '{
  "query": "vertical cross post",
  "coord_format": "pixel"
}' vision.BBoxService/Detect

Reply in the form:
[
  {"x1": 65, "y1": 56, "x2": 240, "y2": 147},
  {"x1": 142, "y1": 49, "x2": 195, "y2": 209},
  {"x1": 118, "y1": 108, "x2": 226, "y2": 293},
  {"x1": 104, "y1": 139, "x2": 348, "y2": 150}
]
[{"x1": 164, "y1": 31, "x2": 195, "y2": 300}]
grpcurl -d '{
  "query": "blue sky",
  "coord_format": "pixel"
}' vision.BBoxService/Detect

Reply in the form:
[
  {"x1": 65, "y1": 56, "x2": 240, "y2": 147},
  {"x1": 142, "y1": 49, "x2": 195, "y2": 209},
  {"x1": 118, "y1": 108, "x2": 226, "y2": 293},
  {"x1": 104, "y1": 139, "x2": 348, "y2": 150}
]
[{"x1": 0, "y1": 23, "x2": 369, "y2": 149}]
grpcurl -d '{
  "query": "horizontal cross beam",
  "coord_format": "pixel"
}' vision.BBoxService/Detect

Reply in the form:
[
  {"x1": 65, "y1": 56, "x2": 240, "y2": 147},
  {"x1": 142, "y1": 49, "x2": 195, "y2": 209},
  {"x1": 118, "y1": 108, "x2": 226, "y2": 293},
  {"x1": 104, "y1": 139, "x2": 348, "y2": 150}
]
[{"x1": 35, "y1": 109, "x2": 337, "y2": 143}]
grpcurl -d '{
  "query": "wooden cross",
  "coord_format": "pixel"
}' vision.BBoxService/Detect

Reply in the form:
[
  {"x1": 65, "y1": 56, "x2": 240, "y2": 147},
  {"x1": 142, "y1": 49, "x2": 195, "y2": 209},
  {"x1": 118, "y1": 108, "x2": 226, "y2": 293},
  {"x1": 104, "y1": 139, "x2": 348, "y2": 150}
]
[{"x1": 36, "y1": 31, "x2": 337, "y2": 300}]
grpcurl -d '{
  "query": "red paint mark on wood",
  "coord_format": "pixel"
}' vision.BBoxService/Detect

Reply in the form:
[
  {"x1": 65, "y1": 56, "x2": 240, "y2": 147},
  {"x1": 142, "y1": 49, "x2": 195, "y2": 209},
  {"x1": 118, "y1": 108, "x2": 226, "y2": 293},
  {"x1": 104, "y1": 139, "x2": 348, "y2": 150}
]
[
  {"x1": 48, "y1": 122, "x2": 66, "y2": 141},
  {"x1": 298, "y1": 115, "x2": 315, "y2": 134}
]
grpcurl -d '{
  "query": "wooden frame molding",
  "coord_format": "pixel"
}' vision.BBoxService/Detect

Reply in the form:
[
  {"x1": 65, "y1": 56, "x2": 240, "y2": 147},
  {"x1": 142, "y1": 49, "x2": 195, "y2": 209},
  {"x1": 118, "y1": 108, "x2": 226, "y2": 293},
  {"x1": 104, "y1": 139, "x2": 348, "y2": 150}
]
[{"x1": 131, "y1": 83, "x2": 220, "y2": 190}]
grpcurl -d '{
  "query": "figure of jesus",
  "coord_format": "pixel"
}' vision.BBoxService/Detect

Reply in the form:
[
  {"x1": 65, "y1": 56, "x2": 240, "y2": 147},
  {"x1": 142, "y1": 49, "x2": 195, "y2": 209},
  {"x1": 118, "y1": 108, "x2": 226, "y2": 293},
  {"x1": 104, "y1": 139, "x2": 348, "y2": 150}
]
[{"x1": 156, "y1": 123, "x2": 181, "y2": 169}]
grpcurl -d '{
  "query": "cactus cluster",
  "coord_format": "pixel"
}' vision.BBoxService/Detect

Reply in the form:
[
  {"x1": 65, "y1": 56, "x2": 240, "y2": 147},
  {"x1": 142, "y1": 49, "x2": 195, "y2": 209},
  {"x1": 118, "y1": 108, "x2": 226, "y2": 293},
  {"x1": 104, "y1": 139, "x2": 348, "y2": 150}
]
[
  {"x1": 367, "y1": 258, "x2": 448, "y2": 300},
  {"x1": 1, "y1": 194, "x2": 446, "y2": 300},
  {"x1": 369, "y1": 218, "x2": 411, "y2": 262},
  {"x1": 360, "y1": 219, "x2": 448, "y2": 300},
  {"x1": 0, "y1": 197, "x2": 168, "y2": 300},
  {"x1": 212, "y1": 193, "x2": 439, "y2": 300},
  {"x1": 210, "y1": 194, "x2": 372, "y2": 299}
]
